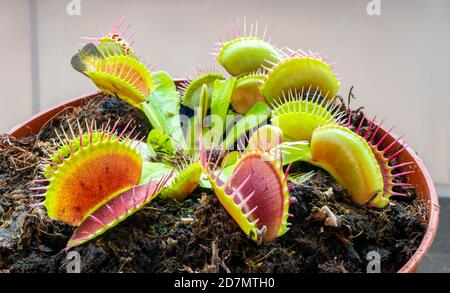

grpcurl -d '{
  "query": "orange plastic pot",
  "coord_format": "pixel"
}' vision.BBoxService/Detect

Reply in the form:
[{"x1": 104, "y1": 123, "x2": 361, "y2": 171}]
[{"x1": 7, "y1": 89, "x2": 439, "y2": 273}]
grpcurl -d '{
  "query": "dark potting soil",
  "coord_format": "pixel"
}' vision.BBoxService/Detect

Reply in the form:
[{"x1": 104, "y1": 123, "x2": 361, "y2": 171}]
[{"x1": 0, "y1": 95, "x2": 428, "y2": 273}]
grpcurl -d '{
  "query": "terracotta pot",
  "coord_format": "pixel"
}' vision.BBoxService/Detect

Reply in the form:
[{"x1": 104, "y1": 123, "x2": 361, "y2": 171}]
[{"x1": 7, "y1": 90, "x2": 439, "y2": 273}]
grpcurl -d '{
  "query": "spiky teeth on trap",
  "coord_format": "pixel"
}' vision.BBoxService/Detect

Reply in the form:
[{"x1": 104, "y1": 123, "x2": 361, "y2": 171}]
[
  {"x1": 267, "y1": 114, "x2": 414, "y2": 209},
  {"x1": 270, "y1": 88, "x2": 344, "y2": 141},
  {"x1": 179, "y1": 68, "x2": 224, "y2": 110},
  {"x1": 81, "y1": 17, "x2": 137, "y2": 58},
  {"x1": 159, "y1": 161, "x2": 204, "y2": 202},
  {"x1": 72, "y1": 24, "x2": 154, "y2": 109},
  {"x1": 343, "y1": 115, "x2": 414, "y2": 208},
  {"x1": 261, "y1": 49, "x2": 340, "y2": 106},
  {"x1": 66, "y1": 173, "x2": 173, "y2": 249},
  {"x1": 200, "y1": 147, "x2": 290, "y2": 243},
  {"x1": 32, "y1": 120, "x2": 146, "y2": 226},
  {"x1": 308, "y1": 119, "x2": 414, "y2": 208},
  {"x1": 213, "y1": 20, "x2": 282, "y2": 76},
  {"x1": 308, "y1": 125, "x2": 385, "y2": 206}
]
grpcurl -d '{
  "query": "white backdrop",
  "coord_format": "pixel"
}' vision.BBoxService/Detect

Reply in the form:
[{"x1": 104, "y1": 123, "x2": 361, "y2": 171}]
[{"x1": 1, "y1": 0, "x2": 449, "y2": 183}]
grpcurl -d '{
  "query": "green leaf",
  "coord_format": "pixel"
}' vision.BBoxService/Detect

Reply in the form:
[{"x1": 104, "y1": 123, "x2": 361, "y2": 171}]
[
  {"x1": 223, "y1": 102, "x2": 271, "y2": 150},
  {"x1": 141, "y1": 161, "x2": 205, "y2": 200},
  {"x1": 141, "y1": 71, "x2": 187, "y2": 149},
  {"x1": 160, "y1": 162, "x2": 203, "y2": 201},
  {"x1": 199, "y1": 84, "x2": 209, "y2": 125},
  {"x1": 147, "y1": 128, "x2": 175, "y2": 156},
  {"x1": 210, "y1": 78, "x2": 236, "y2": 133},
  {"x1": 209, "y1": 78, "x2": 236, "y2": 146},
  {"x1": 186, "y1": 116, "x2": 196, "y2": 152},
  {"x1": 139, "y1": 162, "x2": 173, "y2": 185},
  {"x1": 188, "y1": 85, "x2": 209, "y2": 155}
]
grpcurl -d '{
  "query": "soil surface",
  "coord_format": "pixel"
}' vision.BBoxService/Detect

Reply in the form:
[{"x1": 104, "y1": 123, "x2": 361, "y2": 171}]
[{"x1": 0, "y1": 95, "x2": 428, "y2": 273}]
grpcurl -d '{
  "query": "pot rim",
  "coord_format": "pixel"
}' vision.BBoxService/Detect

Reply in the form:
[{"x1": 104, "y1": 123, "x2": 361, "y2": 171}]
[
  {"x1": 394, "y1": 135, "x2": 440, "y2": 273},
  {"x1": 7, "y1": 91, "x2": 440, "y2": 273}
]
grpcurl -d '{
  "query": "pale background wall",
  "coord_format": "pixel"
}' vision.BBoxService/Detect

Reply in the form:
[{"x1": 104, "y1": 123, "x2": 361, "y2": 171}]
[
  {"x1": 0, "y1": 0, "x2": 449, "y2": 184},
  {"x1": 0, "y1": 0, "x2": 33, "y2": 134}
]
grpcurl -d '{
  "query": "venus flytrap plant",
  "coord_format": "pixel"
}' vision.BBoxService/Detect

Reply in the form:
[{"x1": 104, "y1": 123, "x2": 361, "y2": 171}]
[
  {"x1": 82, "y1": 16, "x2": 137, "y2": 58},
  {"x1": 186, "y1": 81, "x2": 271, "y2": 154},
  {"x1": 143, "y1": 71, "x2": 187, "y2": 149},
  {"x1": 208, "y1": 77, "x2": 271, "y2": 151},
  {"x1": 71, "y1": 20, "x2": 204, "y2": 203},
  {"x1": 145, "y1": 128, "x2": 176, "y2": 158},
  {"x1": 307, "y1": 120, "x2": 413, "y2": 208},
  {"x1": 343, "y1": 115, "x2": 414, "y2": 208},
  {"x1": 37, "y1": 119, "x2": 143, "y2": 225},
  {"x1": 200, "y1": 143, "x2": 291, "y2": 243},
  {"x1": 261, "y1": 48, "x2": 340, "y2": 106},
  {"x1": 31, "y1": 119, "x2": 174, "y2": 248},
  {"x1": 180, "y1": 68, "x2": 225, "y2": 110},
  {"x1": 66, "y1": 173, "x2": 173, "y2": 249},
  {"x1": 72, "y1": 20, "x2": 187, "y2": 150},
  {"x1": 213, "y1": 20, "x2": 283, "y2": 76},
  {"x1": 48, "y1": 17, "x2": 418, "y2": 252},
  {"x1": 159, "y1": 162, "x2": 204, "y2": 202},
  {"x1": 72, "y1": 47, "x2": 187, "y2": 151},
  {"x1": 268, "y1": 117, "x2": 413, "y2": 208},
  {"x1": 72, "y1": 19, "x2": 155, "y2": 110},
  {"x1": 270, "y1": 88, "x2": 344, "y2": 141},
  {"x1": 307, "y1": 124, "x2": 386, "y2": 206},
  {"x1": 247, "y1": 125, "x2": 283, "y2": 152},
  {"x1": 71, "y1": 43, "x2": 154, "y2": 109},
  {"x1": 223, "y1": 102, "x2": 272, "y2": 150},
  {"x1": 210, "y1": 78, "x2": 236, "y2": 141},
  {"x1": 230, "y1": 71, "x2": 266, "y2": 114},
  {"x1": 186, "y1": 84, "x2": 210, "y2": 153},
  {"x1": 139, "y1": 158, "x2": 204, "y2": 202}
]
